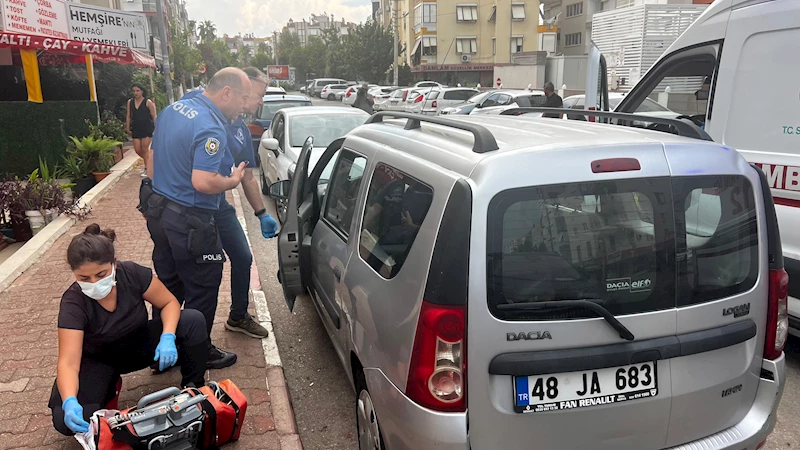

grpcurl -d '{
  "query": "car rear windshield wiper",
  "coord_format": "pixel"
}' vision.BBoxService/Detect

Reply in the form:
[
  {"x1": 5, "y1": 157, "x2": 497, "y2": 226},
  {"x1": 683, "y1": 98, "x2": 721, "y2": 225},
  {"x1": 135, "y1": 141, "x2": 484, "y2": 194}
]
[{"x1": 497, "y1": 300, "x2": 635, "y2": 341}]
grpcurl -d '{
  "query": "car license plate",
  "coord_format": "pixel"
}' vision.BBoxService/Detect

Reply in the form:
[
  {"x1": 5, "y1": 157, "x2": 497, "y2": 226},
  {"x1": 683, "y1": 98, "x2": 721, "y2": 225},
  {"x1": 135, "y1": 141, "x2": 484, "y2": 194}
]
[{"x1": 513, "y1": 361, "x2": 658, "y2": 414}]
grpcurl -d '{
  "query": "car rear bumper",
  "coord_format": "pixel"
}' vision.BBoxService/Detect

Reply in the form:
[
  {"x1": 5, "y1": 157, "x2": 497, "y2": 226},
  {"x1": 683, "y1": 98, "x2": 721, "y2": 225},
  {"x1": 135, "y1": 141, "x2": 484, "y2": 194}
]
[
  {"x1": 364, "y1": 368, "x2": 468, "y2": 450},
  {"x1": 665, "y1": 355, "x2": 785, "y2": 450}
]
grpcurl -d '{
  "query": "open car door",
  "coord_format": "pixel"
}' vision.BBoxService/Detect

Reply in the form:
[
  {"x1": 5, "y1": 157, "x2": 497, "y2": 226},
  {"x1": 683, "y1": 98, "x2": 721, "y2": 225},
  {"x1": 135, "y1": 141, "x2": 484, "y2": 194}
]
[
  {"x1": 274, "y1": 136, "x2": 347, "y2": 311},
  {"x1": 585, "y1": 41, "x2": 610, "y2": 118}
]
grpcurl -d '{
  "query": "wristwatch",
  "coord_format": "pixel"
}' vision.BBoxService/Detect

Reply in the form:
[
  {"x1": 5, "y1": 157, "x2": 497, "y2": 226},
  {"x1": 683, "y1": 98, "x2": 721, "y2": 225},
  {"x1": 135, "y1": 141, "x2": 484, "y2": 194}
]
[{"x1": 254, "y1": 208, "x2": 267, "y2": 217}]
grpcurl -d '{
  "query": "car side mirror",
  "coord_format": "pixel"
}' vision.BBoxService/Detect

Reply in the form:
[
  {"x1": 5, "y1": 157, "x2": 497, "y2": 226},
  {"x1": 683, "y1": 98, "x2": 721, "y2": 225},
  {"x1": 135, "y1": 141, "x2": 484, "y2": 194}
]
[
  {"x1": 262, "y1": 137, "x2": 280, "y2": 153},
  {"x1": 268, "y1": 180, "x2": 292, "y2": 200}
]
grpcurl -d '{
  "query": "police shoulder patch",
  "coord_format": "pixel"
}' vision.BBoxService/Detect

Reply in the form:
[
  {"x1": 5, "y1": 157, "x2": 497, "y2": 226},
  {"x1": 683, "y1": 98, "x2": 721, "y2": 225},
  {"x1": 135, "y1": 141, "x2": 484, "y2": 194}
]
[{"x1": 205, "y1": 137, "x2": 221, "y2": 156}]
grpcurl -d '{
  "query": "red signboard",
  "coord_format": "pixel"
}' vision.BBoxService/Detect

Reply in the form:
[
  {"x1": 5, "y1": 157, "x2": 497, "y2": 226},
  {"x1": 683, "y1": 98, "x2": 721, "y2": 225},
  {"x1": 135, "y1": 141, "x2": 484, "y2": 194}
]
[
  {"x1": 0, "y1": 31, "x2": 155, "y2": 67},
  {"x1": 267, "y1": 65, "x2": 289, "y2": 80},
  {"x1": 0, "y1": 0, "x2": 70, "y2": 39}
]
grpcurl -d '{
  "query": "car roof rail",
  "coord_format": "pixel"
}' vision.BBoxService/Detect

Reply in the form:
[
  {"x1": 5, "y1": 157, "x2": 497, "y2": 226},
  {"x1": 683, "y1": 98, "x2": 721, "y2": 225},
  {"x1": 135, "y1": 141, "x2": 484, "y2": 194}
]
[
  {"x1": 499, "y1": 107, "x2": 713, "y2": 141},
  {"x1": 366, "y1": 111, "x2": 500, "y2": 153}
]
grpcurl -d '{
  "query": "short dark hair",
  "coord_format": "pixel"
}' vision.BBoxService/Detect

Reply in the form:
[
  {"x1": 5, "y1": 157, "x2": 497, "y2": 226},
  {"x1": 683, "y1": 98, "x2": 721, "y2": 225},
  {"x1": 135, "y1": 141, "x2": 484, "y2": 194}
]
[
  {"x1": 544, "y1": 81, "x2": 555, "y2": 92},
  {"x1": 206, "y1": 67, "x2": 247, "y2": 94},
  {"x1": 67, "y1": 224, "x2": 116, "y2": 270},
  {"x1": 132, "y1": 82, "x2": 147, "y2": 97},
  {"x1": 242, "y1": 66, "x2": 268, "y2": 84}
]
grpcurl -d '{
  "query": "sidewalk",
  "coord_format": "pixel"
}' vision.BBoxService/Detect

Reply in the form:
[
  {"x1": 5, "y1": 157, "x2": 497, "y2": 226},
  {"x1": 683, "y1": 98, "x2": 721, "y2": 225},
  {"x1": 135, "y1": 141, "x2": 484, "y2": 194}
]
[{"x1": 0, "y1": 169, "x2": 301, "y2": 449}]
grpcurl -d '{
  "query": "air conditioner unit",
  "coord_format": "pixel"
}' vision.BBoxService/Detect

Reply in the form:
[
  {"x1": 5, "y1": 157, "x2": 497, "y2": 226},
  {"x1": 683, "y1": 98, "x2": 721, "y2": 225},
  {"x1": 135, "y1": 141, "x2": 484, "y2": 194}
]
[{"x1": 461, "y1": 54, "x2": 471, "y2": 63}]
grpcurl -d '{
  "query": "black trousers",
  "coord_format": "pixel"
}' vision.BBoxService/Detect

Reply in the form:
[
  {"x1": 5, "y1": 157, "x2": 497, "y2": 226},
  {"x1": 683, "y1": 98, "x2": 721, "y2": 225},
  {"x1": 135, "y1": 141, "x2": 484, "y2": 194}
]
[
  {"x1": 49, "y1": 310, "x2": 208, "y2": 436},
  {"x1": 147, "y1": 207, "x2": 224, "y2": 342}
]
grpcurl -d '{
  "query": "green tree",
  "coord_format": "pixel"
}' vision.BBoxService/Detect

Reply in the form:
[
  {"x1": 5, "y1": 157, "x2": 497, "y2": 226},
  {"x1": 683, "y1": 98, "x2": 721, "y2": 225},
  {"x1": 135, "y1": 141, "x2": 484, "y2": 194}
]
[
  {"x1": 170, "y1": 20, "x2": 203, "y2": 89},
  {"x1": 198, "y1": 20, "x2": 216, "y2": 43},
  {"x1": 237, "y1": 45, "x2": 253, "y2": 65},
  {"x1": 250, "y1": 52, "x2": 273, "y2": 71},
  {"x1": 277, "y1": 29, "x2": 301, "y2": 65},
  {"x1": 340, "y1": 20, "x2": 392, "y2": 83}
]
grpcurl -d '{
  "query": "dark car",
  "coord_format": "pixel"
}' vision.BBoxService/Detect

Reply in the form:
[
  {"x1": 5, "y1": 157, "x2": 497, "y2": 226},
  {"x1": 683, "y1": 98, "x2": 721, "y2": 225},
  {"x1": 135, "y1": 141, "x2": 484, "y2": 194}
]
[{"x1": 248, "y1": 94, "x2": 313, "y2": 158}]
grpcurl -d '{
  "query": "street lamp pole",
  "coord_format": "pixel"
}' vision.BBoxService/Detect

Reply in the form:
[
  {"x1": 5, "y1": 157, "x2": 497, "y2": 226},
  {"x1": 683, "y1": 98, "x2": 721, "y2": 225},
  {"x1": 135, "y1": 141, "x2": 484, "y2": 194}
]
[
  {"x1": 154, "y1": 0, "x2": 174, "y2": 104},
  {"x1": 393, "y1": 0, "x2": 399, "y2": 86}
]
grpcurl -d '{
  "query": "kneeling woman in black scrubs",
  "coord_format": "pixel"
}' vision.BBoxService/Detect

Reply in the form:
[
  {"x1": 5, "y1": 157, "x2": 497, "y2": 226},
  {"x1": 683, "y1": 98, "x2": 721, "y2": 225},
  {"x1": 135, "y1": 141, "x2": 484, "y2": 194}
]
[{"x1": 50, "y1": 224, "x2": 208, "y2": 435}]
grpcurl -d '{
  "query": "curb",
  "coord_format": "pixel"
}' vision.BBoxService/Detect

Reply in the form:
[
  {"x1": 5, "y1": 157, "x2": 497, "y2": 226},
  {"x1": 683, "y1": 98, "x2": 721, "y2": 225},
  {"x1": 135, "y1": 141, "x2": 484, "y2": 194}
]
[
  {"x1": 0, "y1": 147, "x2": 141, "y2": 292},
  {"x1": 231, "y1": 188, "x2": 303, "y2": 450}
]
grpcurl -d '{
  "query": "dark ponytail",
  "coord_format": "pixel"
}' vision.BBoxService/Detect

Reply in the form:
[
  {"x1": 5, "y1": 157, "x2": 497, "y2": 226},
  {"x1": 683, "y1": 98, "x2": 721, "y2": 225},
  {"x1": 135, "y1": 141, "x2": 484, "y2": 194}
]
[{"x1": 67, "y1": 224, "x2": 117, "y2": 270}]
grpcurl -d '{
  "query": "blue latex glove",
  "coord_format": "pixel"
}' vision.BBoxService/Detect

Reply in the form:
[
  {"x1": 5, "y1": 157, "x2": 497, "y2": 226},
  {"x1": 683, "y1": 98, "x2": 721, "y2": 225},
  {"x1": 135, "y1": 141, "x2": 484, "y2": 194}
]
[
  {"x1": 154, "y1": 333, "x2": 178, "y2": 372},
  {"x1": 62, "y1": 396, "x2": 89, "y2": 434},
  {"x1": 260, "y1": 213, "x2": 279, "y2": 239}
]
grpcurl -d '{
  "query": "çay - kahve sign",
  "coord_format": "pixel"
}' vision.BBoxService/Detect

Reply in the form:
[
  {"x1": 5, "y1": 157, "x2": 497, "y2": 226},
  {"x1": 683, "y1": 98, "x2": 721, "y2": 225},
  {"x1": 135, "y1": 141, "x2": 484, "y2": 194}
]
[{"x1": 67, "y1": 3, "x2": 148, "y2": 50}]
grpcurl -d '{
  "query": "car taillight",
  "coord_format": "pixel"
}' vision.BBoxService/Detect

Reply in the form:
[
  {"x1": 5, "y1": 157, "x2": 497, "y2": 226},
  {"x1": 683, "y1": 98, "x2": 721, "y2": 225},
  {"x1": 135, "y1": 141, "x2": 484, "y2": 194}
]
[
  {"x1": 432, "y1": 100, "x2": 438, "y2": 108},
  {"x1": 346, "y1": 90, "x2": 352, "y2": 98},
  {"x1": 765, "y1": 267, "x2": 789, "y2": 360},
  {"x1": 406, "y1": 301, "x2": 466, "y2": 412},
  {"x1": 587, "y1": 106, "x2": 596, "y2": 122},
  {"x1": 414, "y1": 95, "x2": 423, "y2": 103},
  {"x1": 403, "y1": 91, "x2": 409, "y2": 101}
]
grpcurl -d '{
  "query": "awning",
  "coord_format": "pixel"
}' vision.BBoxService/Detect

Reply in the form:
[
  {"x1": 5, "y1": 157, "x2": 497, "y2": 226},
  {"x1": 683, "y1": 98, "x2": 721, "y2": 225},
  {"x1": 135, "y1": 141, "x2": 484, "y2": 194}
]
[
  {"x1": 0, "y1": 31, "x2": 155, "y2": 67},
  {"x1": 410, "y1": 37, "x2": 422, "y2": 57}
]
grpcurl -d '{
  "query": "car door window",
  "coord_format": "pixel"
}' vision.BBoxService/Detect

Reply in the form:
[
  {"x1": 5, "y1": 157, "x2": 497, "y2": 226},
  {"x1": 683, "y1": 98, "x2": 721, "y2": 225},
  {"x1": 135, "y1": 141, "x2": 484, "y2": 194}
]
[
  {"x1": 359, "y1": 164, "x2": 434, "y2": 279},
  {"x1": 271, "y1": 115, "x2": 285, "y2": 152},
  {"x1": 324, "y1": 150, "x2": 367, "y2": 238},
  {"x1": 496, "y1": 94, "x2": 512, "y2": 105},
  {"x1": 482, "y1": 94, "x2": 501, "y2": 107}
]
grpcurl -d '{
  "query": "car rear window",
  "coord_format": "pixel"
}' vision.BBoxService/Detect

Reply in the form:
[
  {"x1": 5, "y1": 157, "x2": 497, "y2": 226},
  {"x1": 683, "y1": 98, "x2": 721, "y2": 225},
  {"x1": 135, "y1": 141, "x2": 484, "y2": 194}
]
[
  {"x1": 259, "y1": 101, "x2": 312, "y2": 119},
  {"x1": 486, "y1": 176, "x2": 759, "y2": 320},
  {"x1": 515, "y1": 95, "x2": 548, "y2": 107}
]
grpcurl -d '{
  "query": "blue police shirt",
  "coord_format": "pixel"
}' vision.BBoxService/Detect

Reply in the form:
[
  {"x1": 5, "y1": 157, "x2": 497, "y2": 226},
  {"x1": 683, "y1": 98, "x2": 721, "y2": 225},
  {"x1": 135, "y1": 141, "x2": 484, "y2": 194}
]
[
  {"x1": 181, "y1": 89, "x2": 253, "y2": 177},
  {"x1": 151, "y1": 94, "x2": 228, "y2": 210}
]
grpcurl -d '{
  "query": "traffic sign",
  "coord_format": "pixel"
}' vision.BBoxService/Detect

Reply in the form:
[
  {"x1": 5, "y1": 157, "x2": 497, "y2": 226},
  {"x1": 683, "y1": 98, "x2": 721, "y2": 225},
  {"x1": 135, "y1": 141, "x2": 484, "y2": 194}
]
[{"x1": 496, "y1": 77, "x2": 501, "y2": 87}]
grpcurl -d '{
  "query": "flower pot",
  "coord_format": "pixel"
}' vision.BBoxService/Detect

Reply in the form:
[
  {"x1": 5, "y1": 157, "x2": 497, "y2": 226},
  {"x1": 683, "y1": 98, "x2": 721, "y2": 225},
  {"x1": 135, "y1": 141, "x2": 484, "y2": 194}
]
[
  {"x1": 10, "y1": 220, "x2": 32, "y2": 242},
  {"x1": 73, "y1": 177, "x2": 96, "y2": 198},
  {"x1": 93, "y1": 171, "x2": 111, "y2": 183},
  {"x1": 25, "y1": 210, "x2": 46, "y2": 235},
  {"x1": 114, "y1": 145, "x2": 124, "y2": 164},
  {"x1": 45, "y1": 208, "x2": 58, "y2": 223}
]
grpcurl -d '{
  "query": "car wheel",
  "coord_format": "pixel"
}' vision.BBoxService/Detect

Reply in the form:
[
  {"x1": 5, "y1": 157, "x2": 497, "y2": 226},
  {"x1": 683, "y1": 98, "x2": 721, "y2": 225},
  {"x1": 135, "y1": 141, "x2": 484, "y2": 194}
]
[
  {"x1": 356, "y1": 375, "x2": 385, "y2": 450},
  {"x1": 276, "y1": 197, "x2": 288, "y2": 224},
  {"x1": 327, "y1": 94, "x2": 335, "y2": 101}
]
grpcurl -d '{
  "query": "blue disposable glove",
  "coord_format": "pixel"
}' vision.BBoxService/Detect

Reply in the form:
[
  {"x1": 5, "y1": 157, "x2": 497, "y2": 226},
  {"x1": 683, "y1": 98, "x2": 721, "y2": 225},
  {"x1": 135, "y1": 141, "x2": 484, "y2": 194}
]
[
  {"x1": 62, "y1": 396, "x2": 89, "y2": 434},
  {"x1": 260, "y1": 213, "x2": 279, "y2": 239},
  {"x1": 154, "y1": 333, "x2": 178, "y2": 372}
]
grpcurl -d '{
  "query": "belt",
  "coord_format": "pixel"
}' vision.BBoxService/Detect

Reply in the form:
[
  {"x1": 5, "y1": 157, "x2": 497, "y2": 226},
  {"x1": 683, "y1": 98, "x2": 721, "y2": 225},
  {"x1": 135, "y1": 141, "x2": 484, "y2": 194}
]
[{"x1": 165, "y1": 200, "x2": 215, "y2": 218}]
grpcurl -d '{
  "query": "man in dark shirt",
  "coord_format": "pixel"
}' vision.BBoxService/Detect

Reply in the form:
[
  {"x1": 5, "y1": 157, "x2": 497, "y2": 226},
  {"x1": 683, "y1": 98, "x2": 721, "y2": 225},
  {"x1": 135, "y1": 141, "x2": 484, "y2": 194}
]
[{"x1": 543, "y1": 81, "x2": 563, "y2": 119}]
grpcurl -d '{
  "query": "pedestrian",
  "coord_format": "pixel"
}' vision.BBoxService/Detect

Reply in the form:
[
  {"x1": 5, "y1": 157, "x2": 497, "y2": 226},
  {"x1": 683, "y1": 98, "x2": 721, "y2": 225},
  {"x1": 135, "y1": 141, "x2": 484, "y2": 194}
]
[
  {"x1": 49, "y1": 224, "x2": 208, "y2": 436},
  {"x1": 173, "y1": 68, "x2": 279, "y2": 339},
  {"x1": 542, "y1": 81, "x2": 563, "y2": 119},
  {"x1": 126, "y1": 83, "x2": 157, "y2": 176},
  {"x1": 353, "y1": 83, "x2": 374, "y2": 114},
  {"x1": 143, "y1": 67, "x2": 251, "y2": 370}
]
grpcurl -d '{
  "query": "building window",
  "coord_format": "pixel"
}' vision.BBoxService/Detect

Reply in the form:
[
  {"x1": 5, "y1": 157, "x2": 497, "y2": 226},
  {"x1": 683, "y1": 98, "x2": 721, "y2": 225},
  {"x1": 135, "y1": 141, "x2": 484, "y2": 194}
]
[
  {"x1": 565, "y1": 32, "x2": 582, "y2": 47},
  {"x1": 511, "y1": 36, "x2": 523, "y2": 53},
  {"x1": 456, "y1": 37, "x2": 477, "y2": 54},
  {"x1": 488, "y1": 5, "x2": 497, "y2": 22},
  {"x1": 492, "y1": 37, "x2": 496, "y2": 55},
  {"x1": 616, "y1": 0, "x2": 634, "y2": 8},
  {"x1": 566, "y1": 2, "x2": 583, "y2": 18},
  {"x1": 422, "y1": 36, "x2": 437, "y2": 55},
  {"x1": 512, "y1": 3, "x2": 525, "y2": 20},
  {"x1": 414, "y1": 4, "x2": 423, "y2": 27},
  {"x1": 456, "y1": 4, "x2": 478, "y2": 22},
  {"x1": 423, "y1": 3, "x2": 437, "y2": 23}
]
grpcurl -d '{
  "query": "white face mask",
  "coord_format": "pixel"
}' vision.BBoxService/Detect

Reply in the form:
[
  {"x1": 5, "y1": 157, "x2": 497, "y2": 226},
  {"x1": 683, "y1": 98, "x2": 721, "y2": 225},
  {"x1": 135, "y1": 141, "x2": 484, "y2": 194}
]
[{"x1": 78, "y1": 265, "x2": 116, "y2": 300}]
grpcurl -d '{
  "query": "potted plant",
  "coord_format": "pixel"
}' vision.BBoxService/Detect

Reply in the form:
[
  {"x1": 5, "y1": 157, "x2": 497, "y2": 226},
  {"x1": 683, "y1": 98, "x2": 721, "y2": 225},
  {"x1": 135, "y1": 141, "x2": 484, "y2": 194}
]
[
  {"x1": 69, "y1": 136, "x2": 121, "y2": 183},
  {"x1": 59, "y1": 153, "x2": 95, "y2": 198}
]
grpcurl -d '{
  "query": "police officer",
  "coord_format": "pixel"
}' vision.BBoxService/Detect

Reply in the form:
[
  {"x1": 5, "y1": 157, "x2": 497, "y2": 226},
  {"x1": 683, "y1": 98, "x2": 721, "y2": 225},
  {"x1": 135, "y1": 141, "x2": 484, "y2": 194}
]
[
  {"x1": 145, "y1": 67, "x2": 251, "y2": 369},
  {"x1": 178, "y1": 67, "x2": 279, "y2": 339}
]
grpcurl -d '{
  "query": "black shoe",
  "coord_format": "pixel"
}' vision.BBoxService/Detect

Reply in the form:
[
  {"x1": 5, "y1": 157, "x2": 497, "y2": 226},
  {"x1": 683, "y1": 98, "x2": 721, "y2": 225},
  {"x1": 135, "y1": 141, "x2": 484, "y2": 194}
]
[
  {"x1": 207, "y1": 345, "x2": 237, "y2": 370},
  {"x1": 225, "y1": 314, "x2": 269, "y2": 339}
]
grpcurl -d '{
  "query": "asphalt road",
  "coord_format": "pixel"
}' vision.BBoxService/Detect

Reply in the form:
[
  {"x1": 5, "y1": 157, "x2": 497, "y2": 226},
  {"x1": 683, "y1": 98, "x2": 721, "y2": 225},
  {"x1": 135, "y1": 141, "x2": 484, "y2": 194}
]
[{"x1": 246, "y1": 93, "x2": 800, "y2": 449}]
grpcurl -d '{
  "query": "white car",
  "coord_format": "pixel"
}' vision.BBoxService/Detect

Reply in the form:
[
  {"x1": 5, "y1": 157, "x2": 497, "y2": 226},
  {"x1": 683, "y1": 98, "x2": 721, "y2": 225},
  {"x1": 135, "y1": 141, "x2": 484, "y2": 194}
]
[
  {"x1": 563, "y1": 93, "x2": 680, "y2": 120},
  {"x1": 258, "y1": 107, "x2": 370, "y2": 222},
  {"x1": 264, "y1": 86, "x2": 287, "y2": 96},
  {"x1": 320, "y1": 84, "x2": 349, "y2": 101},
  {"x1": 342, "y1": 84, "x2": 379, "y2": 106},
  {"x1": 469, "y1": 90, "x2": 548, "y2": 115},
  {"x1": 439, "y1": 90, "x2": 493, "y2": 115},
  {"x1": 407, "y1": 87, "x2": 479, "y2": 115},
  {"x1": 370, "y1": 87, "x2": 399, "y2": 111},
  {"x1": 382, "y1": 88, "x2": 427, "y2": 112},
  {"x1": 414, "y1": 80, "x2": 445, "y2": 88}
]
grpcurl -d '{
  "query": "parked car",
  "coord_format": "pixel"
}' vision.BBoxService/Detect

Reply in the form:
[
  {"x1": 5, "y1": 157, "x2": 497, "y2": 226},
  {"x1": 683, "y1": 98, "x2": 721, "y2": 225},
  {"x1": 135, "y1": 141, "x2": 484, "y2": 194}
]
[
  {"x1": 414, "y1": 80, "x2": 444, "y2": 88},
  {"x1": 381, "y1": 88, "x2": 423, "y2": 112},
  {"x1": 469, "y1": 90, "x2": 548, "y2": 115},
  {"x1": 264, "y1": 86, "x2": 287, "y2": 96},
  {"x1": 342, "y1": 84, "x2": 380, "y2": 106},
  {"x1": 299, "y1": 85, "x2": 306, "y2": 93},
  {"x1": 563, "y1": 93, "x2": 680, "y2": 120},
  {"x1": 438, "y1": 90, "x2": 493, "y2": 115},
  {"x1": 257, "y1": 106, "x2": 369, "y2": 222},
  {"x1": 320, "y1": 84, "x2": 350, "y2": 101},
  {"x1": 309, "y1": 78, "x2": 347, "y2": 97},
  {"x1": 265, "y1": 110, "x2": 786, "y2": 449},
  {"x1": 407, "y1": 87, "x2": 479, "y2": 115},
  {"x1": 370, "y1": 87, "x2": 399, "y2": 111},
  {"x1": 249, "y1": 94, "x2": 313, "y2": 158}
]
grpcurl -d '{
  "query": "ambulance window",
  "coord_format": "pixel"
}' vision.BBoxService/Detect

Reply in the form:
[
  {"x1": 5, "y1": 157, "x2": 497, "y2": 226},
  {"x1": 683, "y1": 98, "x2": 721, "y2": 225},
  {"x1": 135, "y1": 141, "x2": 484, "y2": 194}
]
[{"x1": 618, "y1": 43, "x2": 720, "y2": 119}]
